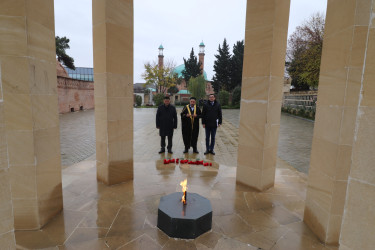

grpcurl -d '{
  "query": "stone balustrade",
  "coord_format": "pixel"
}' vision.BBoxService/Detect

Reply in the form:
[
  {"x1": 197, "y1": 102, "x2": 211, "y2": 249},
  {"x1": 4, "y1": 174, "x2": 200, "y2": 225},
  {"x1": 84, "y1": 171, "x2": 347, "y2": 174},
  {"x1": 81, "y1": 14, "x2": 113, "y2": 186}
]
[{"x1": 283, "y1": 93, "x2": 317, "y2": 110}]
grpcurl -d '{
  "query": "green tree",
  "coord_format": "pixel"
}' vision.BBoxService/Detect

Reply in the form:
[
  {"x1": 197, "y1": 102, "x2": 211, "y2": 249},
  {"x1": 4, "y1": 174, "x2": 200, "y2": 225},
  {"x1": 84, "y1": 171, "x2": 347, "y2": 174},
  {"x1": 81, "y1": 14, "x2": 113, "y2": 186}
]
[
  {"x1": 230, "y1": 40, "x2": 244, "y2": 91},
  {"x1": 231, "y1": 86, "x2": 241, "y2": 106},
  {"x1": 153, "y1": 93, "x2": 165, "y2": 106},
  {"x1": 168, "y1": 86, "x2": 179, "y2": 95},
  {"x1": 218, "y1": 90, "x2": 230, "y2": 106},
  {"x1": 188, "y1": 75, "x2": 206, "y2": 100},
  {"x1": 212, "y1": 38, "x2": 232, "y2": 93},
  {"x1": 182, "y1": 48, "x2": 201, "y2": 85},
  {"x1": 55, "y1": 36, "x2": 75, "y2": 70},
  {"x1": 142, "y1": 61, "x2": 177, "y2": 93},
  {"x1": 286, "y1": 13, "x2": 325, "y2": 90}
]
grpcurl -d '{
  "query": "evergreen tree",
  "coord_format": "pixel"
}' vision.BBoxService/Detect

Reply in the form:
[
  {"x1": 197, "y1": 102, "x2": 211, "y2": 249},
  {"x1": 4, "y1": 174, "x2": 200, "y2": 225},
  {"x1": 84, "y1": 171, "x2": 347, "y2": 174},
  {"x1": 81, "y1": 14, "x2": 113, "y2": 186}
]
[
  {"x1": 230, "y1": 40, "x2": 244, "y2": 91},
  {"x1": 212, "y1": 38, "x2": 231, "y2": 93},
  {"x1": 182, "y1": 48, "x2": 201, "y2": 85},
  {"x1": 55, "y1": 36, "x2": 75, "y2": 70}
]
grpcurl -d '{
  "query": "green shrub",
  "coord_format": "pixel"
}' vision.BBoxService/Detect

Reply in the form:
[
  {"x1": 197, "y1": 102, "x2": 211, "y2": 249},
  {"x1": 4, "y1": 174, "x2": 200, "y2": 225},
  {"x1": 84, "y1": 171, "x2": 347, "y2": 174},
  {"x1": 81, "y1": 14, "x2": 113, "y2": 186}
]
[
  {"x1": 153, "y1": 93, "x2": 165, "y2": 106},
  {"x1": 218, "y1": 90, "x2": 230, "y2": 106},
  {"x1": 232, "y1": 103, "x2": 240, "y2": 109},
  {"x1": 135, "y1": 95, "x2": 142, "y2": 107}
]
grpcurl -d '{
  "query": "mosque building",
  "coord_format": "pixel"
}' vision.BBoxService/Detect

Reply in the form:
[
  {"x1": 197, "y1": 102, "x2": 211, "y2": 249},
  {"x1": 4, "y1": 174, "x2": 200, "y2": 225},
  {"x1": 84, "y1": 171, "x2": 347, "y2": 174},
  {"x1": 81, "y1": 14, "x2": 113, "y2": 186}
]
[{"x1": 158, "y1": 42, "x2": 214, "y2": 104}]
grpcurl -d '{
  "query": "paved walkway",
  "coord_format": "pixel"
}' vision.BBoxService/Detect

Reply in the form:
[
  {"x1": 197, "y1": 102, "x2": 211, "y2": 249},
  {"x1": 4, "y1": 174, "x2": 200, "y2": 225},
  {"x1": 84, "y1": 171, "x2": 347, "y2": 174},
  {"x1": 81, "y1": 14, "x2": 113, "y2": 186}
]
[
  {"x1": 14, "y1": 108, "x2": 336, "y2": 249},
  {"x1": 59, "y1": 108, "x2": 314, "y2": 174},
  {"x1": 59, "y1": 110, "x2": 96, "y2": 168}
]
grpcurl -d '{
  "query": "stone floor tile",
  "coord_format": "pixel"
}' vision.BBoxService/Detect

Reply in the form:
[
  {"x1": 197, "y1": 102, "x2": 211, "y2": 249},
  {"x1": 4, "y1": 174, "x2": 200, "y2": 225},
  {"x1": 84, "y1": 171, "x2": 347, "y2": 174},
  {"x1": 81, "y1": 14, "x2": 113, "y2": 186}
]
[
  {"x1": 193, "y1": 231, "x2": 223, "y2": 249},
  {"x1": 235, "y1": 226, "x2": 289, "y2": 250},
  {"x1": 78, "y1": 199, "x2": 122, "y2": 228},
  {"x1": 285, "y1": 221, "x2": 321, "y2": 242},
  {"x1": 142, "y1": 224, "x2": 170, "y2": 247},
  {"x1": 105, "y1": 205, "x2": 148, "y2": 248},
  {"x1": 42, "y1": 209, "x2": 88, "y2": 246},
  {"x1": 237, "y1": 209, "x2": 280, "y2": 232},
  {"x1": 62, "y1": 227, "x2": 108, "y2": 249},
  {"x1": 213, "y1": 237, "x2": 258, "y2": 250},
  {"x1": 271, "y1": 230, "x2": 327, "y2": 250},
  {"x1": 162, "y1": 238, "x2": 198, "y2": 249},
  {"x1": 117, "y1": 234, "x2": 162, "y2": 249},
  {"x1": 214, "y1": 214, "x2": 253, "y2": 238},
  {"x1": 262, "y1": 206, "x2": 302, "y2": 226}
]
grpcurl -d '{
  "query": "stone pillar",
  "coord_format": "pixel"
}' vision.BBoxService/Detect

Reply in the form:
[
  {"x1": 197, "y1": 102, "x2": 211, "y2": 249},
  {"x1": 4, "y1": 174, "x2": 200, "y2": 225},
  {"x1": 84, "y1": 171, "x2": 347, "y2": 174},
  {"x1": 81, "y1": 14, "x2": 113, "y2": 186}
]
[
  {"x1": 92, "y1": 0, "x2": 134, "y2": 185},
  {"x1": 236, "y1": 0, "x2": 290, "y2": 191},
  {"x1": 304, "y1": 0, "x2": 373, "y2": 245},
  {"x1": 0, "y1": 0, "x2": 63, "y2": 229},
  {"x1": 0, "y1": 86, "x2": 15, "y2": 248}
]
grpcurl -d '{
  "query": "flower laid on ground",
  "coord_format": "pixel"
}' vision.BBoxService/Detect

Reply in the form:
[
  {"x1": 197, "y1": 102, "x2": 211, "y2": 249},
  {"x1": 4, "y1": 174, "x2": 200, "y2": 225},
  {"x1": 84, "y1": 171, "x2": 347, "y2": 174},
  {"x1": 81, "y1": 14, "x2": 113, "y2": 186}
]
[{"x1": 163, "y1": 158, "x2": 212, "y2": 166}]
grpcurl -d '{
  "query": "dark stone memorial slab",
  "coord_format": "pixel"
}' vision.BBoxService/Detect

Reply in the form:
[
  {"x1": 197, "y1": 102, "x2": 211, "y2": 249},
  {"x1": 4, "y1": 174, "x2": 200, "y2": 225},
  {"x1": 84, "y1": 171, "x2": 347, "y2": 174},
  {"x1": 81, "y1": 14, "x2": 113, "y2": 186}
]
[{"x1": 157, "y1": 192, "x2": 212, "y2": 239}]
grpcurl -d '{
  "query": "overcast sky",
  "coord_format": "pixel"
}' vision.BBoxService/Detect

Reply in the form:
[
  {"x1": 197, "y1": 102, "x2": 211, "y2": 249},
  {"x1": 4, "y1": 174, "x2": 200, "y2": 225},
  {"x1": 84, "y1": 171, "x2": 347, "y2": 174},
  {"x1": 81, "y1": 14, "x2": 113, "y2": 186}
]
[{"x1": 54, "y1": 0, "x2": 327, "y2": 83}]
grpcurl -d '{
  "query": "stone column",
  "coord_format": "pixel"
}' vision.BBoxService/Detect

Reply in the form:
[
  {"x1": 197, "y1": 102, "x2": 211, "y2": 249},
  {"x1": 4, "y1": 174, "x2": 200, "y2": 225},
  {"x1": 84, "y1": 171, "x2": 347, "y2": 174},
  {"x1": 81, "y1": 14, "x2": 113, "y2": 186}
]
[
  {"x1": 92, "y1": 0, "x2": 134, "y2": 185},
  {"x1": 304, "y1": 0, "x2": 373, "y2": 245},
  {"x1": 0, "y1": 0, "x2": 63, "y2": 229},
  {"x1": 236, "y1": 0, "x2": 290, "y2": 191},
  {"x1": 0, "y1": 86, "x2": 15, "y2": 248}
]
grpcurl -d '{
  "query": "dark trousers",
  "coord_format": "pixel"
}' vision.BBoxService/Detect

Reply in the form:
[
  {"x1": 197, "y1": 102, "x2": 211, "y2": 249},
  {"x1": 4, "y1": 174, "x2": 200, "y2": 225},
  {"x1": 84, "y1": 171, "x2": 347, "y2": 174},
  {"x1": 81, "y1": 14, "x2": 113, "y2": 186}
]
[
  {"x1": 205, "y1": 127, "x2": 217, "y2": 151},
  {"x1": 161, "y1": 135, "x2": 173, "y2": 150}
]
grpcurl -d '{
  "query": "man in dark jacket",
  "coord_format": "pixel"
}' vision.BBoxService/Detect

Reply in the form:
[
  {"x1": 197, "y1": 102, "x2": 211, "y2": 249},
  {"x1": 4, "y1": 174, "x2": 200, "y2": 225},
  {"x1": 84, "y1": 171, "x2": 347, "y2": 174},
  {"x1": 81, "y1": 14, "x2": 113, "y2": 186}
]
[
  {"x1": 156, "y1": 96, "x2": 177, "y2": 154},
  {"x1": 202, "y1": 94, "x2": 222, "y2": 155},
  {"x1": 181, "y1": 97, "x2": 202, "y2": 154}
]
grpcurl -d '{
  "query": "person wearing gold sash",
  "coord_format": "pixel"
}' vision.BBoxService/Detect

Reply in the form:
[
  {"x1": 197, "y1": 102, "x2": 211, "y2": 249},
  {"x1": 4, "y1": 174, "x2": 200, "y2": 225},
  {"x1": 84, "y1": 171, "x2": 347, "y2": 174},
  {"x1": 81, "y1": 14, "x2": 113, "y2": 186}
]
[{"x1": 181, "y1": 97, "x2": 202, "y2": 153}]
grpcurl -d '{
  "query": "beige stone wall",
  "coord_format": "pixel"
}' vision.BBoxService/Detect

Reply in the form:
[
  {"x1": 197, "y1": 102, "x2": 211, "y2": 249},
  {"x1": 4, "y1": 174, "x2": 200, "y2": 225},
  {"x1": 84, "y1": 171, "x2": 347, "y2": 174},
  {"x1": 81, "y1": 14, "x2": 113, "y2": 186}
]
[
  {"x1": 93, "y1": 0, "x2": 134, "y2": 185},
  {"x1": 236, "y1": 0, "x2": 290, "y2": 191},
  {"x1": 304, "y1": 0, "x2": 374, "y2": 245},
  {"x1": 0, "y1": 0, "x2": 62, "y2": 229}
]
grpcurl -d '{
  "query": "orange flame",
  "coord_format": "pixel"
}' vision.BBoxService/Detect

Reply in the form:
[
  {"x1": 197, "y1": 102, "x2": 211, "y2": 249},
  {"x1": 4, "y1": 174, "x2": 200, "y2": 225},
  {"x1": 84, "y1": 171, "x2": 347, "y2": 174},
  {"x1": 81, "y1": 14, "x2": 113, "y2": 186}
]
[{"x1": 180, "y1": 179, "x2": 187, "y2": 204}]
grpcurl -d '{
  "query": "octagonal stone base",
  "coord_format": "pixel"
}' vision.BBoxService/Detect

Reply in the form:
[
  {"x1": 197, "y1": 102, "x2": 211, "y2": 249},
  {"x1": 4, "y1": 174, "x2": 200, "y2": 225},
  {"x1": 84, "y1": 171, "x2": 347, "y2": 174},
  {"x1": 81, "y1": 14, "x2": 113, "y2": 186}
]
[{"x1": 157, "y1": 192, "x2": 212, "y2": 239}]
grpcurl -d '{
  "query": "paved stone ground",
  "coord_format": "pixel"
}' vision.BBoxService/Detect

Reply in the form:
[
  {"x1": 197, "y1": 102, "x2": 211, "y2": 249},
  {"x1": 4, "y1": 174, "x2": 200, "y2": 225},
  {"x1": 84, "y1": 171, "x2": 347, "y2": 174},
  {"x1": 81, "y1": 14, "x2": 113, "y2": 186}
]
[
  {"x1": 15, "y1": 108, "x2": 330, "y2": 249},
  {"x1": 220, "y1": 110, "x2": 314, "y2": 174},
  {"x1": 59, "y1": 108, "x2": 314, "y2": 173},
  {"x1": 59, "y1": 110, "x2": 96, "y2": 168}
]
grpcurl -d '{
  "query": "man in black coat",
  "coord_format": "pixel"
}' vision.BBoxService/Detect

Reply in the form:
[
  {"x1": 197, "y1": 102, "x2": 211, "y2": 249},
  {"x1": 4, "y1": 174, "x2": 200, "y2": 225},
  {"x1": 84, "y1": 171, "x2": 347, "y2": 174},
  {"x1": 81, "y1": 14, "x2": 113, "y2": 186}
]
[
  {"x1": 181, "y1": 97, "x2": 202, "y2": 154},
  {"x1": 156, "y1": 96, "x2": 177, "y2": 154},
  {"x1": 202, "y1": 94, "x2": 222, "y2": 155}
]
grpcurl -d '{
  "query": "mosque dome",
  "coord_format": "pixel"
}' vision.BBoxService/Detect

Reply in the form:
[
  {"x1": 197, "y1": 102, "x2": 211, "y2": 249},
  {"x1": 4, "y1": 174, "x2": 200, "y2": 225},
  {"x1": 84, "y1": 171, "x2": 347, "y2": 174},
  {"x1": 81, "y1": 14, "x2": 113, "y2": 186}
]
[{"x1": 173, "y1": 64, "x2": 208, "y2": 81}]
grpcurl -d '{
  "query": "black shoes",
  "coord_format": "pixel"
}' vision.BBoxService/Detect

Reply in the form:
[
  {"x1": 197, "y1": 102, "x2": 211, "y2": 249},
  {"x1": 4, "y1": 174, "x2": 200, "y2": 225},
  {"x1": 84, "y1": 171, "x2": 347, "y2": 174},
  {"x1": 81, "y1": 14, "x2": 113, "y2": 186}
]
[
  {"x1": 204, "y1": 150, "x2": 215, "y2": 155},
  {"x1": 168, "y1": 150, "x2": 173, "y2": 154},
  {"x1": 159, "y1": 149, "x2": 165, "y2": 154},
  {"x1": 184, "y1": 147, "x2": 198, "y2": 153}
]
